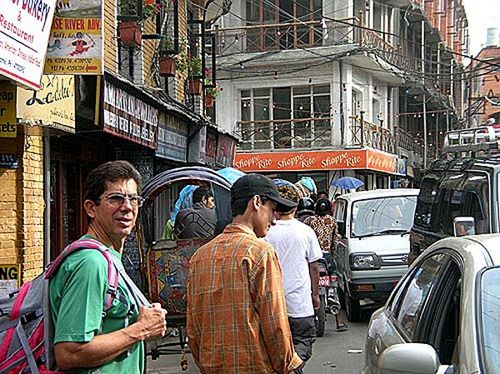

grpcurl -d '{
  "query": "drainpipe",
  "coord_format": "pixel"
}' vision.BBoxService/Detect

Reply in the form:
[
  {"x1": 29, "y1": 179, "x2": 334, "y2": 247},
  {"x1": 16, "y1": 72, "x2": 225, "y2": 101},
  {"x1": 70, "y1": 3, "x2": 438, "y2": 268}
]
[
  {"x1": 43, "y1": 135, "x2": 51, "y2": 265},
  {"x1": 422, "y1": 20, "x2": 427, "y2": 168},
  {"x1": 339, "y1": 60, "x2": 345, "y2": 145}
]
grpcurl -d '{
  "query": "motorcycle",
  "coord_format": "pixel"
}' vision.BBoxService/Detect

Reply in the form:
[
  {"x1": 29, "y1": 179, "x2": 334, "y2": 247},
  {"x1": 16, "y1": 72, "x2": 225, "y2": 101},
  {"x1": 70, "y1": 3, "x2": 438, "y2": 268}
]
[{"x1": 315, "y1": 251, "x2": 342, "y2": 337}]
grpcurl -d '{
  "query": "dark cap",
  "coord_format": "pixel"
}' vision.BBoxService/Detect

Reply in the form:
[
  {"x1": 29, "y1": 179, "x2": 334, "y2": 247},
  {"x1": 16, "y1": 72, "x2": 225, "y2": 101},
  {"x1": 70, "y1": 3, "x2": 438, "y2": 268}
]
[{"x1": 231, "y1": 174, "x2": 298, "y2": 212}]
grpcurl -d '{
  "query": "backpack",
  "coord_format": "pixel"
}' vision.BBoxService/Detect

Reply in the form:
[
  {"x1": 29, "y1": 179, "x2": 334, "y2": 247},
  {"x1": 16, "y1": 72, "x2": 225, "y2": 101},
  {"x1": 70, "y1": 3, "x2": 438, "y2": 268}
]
[{"x1": 0, "y1": 238, "x2": 150, "y2": 374}]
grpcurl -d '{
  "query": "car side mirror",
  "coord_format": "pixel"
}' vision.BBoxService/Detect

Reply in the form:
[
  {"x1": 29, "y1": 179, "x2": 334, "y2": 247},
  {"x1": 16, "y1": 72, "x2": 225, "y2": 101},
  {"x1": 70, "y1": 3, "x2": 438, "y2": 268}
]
[
  {"x1": 453, "y1": 217, "x2": 475, "y2": 237},
  {"x1": 378, "y1": 343, "x2": 451, "y2": 374},
  {"x1": 337, "y1": 221, "x2": 346, "y2": 237}
]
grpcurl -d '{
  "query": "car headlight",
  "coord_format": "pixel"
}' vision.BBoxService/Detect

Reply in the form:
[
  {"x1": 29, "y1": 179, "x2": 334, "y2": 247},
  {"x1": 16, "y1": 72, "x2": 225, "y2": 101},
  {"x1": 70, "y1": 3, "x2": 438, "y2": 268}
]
[{"x1": 350, "y1": 253, "x2": 380, "y2": 270}]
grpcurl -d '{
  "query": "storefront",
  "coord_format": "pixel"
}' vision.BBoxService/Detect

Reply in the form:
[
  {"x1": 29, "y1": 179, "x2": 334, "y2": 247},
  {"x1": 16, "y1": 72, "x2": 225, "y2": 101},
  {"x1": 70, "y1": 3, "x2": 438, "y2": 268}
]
[{"x1": 234, "y1": 148, "x2": 406, "y2": 195}]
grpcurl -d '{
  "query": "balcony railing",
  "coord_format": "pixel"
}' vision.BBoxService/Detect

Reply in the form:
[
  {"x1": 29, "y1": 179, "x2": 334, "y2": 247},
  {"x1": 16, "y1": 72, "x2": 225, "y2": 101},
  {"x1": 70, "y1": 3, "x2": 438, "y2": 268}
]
[
  {"x1": 213, "y1": 18, "x2": 419, "y2": 73},
  {"x1": 349, "y1": 116, "x2": 396, "y2": 154},
  {"x1": 235, "y1": 117, "x2": 333, "y2": 151}
]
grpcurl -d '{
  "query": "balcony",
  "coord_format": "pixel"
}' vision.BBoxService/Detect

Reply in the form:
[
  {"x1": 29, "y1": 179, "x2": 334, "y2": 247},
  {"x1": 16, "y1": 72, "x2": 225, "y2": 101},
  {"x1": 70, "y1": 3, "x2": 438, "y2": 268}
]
[
  {"x1": 213, "y1": 18, "x2": 419, "y2": 74},
  {"x1": 235, "y1": 117, "x2": 333, "y2": 151},
  {"x1": 349, "y1": 116, "x2": 396, "y2": 154}
]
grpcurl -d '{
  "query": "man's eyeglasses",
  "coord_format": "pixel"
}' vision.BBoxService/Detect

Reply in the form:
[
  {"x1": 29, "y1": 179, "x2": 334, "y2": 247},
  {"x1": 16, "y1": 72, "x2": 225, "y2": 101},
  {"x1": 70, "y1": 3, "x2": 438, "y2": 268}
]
[{"x1": 100, "y1": 193, "x2": 145, "y2": 208}]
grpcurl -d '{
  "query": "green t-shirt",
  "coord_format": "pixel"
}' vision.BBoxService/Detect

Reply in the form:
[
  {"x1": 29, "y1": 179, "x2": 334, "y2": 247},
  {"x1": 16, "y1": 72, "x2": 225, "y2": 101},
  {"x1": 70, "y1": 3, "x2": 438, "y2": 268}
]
[{"x1": 49, "y1": 235, "x2": 144, "y2": 373}]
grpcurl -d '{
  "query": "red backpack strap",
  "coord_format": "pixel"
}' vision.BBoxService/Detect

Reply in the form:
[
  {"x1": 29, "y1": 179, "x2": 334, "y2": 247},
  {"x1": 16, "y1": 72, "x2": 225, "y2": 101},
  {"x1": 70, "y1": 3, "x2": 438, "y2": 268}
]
[{"x1": 45, "y1": 238, "x2": 119, "y2": 311}]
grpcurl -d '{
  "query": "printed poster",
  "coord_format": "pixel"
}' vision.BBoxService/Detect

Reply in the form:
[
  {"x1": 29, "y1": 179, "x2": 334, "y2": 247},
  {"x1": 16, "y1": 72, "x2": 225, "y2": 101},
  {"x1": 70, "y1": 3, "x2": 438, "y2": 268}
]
[
  {"x1": 0, "y1": 0, "x2": 57, "y2": 90},
  {"x1": 44, "y1": 0, "x2": 102, "y2": 75}
]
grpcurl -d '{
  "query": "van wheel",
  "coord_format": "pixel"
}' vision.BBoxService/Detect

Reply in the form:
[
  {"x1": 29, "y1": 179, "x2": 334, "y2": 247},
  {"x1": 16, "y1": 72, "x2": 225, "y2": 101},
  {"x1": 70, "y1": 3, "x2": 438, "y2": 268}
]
[{"x1": 344, "y1": 288, "x2": 361, "y2": 322}]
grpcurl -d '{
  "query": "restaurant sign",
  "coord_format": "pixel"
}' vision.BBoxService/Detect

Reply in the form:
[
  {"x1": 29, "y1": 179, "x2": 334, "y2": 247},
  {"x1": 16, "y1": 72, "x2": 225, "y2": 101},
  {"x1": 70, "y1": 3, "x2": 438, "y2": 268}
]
[
  {"x1": 103, "y1": 80, "x2": 158, "y2": 149},
  {"x1": 235, "y1": 148, "x2": 399, "y2": 175}
]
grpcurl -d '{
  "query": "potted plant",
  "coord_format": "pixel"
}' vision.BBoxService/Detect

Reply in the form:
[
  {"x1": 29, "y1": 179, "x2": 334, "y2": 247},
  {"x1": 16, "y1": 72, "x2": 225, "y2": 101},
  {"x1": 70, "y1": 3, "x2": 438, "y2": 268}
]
[
  {"x1": 205, "y1": 81, "x2": 223, "y2": 107},
  {"x1": 158, "y1": 37, "x2": 176, "y2": 77},
  {"x1": 187, "y1": 56, "x2": 203, "y2": 95},
  {"x1": 118, "y1": 20, "x2": 142, "y2": 47}
]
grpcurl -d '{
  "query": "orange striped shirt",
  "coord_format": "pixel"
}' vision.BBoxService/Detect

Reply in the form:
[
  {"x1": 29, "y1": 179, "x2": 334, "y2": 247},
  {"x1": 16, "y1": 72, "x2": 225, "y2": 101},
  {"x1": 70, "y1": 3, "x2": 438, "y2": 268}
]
[{"x1": 187, "y1": 223, "x2": 302, "y2": 373}]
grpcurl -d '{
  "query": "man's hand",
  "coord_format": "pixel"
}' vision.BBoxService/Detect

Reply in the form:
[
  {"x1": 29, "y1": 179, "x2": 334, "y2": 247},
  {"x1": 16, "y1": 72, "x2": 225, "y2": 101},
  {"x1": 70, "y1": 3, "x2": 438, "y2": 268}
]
[
  {"x1": 312, "y1": 294, "x2": 320, "y2": 310},
  {"x1": 136, "y1": 303, "x2": 167, "y2": 341}
]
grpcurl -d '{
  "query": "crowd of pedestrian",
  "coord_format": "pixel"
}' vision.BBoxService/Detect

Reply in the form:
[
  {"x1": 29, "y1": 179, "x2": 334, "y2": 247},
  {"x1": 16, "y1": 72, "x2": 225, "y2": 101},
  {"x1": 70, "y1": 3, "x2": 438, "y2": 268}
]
[{"x1": 45, "y1": 160, "x2": 346, "y2": 373}]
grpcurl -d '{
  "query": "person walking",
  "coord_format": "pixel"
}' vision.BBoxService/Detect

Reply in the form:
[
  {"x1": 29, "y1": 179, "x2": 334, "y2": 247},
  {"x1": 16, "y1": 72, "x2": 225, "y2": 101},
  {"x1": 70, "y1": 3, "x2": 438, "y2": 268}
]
[
  {"x1": 187, "y1": 174, "x2": 303, "y2": 373},
  {"x1": 49, "y1": 160, "x2": 167, "y2": 373},
  {"x1": 303, "y1": 198, "x2": 348, "y2": 332},
  {"x1": 265, "y1": 183, "x2": 323, "y2": 373}
]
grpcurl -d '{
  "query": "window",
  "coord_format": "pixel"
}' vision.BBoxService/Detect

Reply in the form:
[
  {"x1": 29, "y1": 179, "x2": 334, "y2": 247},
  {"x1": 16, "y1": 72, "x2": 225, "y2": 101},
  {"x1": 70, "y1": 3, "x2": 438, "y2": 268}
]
[
  {"x1": 414, "y1": 173, "x2": 441, "y2": 229},
  {"x1": 393, "y1": 253, "x2": 447, "y2": 339},
  {"x1": 479, "y1": 267, "x2": 500, "y2": 373},
  {"x1": 244, "y1": 0, "x2": 323, "y2": 52},
  {"x1": 350, "y1": 196, "x2": 417, "y2": 238},
  {"x1": 462, "y1": 173, "x2": 490, "y2": 234},
  {"x1": 433, "y1": 173, "x2": 467, "y2": 236},
  {"x1": 239, "y1": 85, "x2": 331, "y2": 150}
]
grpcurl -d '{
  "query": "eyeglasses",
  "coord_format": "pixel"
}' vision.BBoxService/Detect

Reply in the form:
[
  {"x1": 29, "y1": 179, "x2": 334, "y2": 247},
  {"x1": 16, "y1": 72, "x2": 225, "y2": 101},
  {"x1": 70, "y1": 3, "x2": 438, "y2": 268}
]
[{"x1": 100, "y1": 193, "x2": 145, "y2": 208}]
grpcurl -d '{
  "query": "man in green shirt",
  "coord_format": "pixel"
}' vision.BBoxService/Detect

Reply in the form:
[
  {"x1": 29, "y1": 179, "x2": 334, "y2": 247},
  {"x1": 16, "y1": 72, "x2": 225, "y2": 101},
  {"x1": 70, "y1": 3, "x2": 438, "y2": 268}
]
[{"x1": 49, "y1": 160, "x2": 166, "y2": 373}]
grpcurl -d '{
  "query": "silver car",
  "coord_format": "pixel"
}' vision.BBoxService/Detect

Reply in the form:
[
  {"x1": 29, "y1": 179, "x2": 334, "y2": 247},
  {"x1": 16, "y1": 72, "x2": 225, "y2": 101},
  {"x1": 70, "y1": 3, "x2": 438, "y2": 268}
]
[{"x1": 363, "y1": 234, "x2": 500, "y2": 374}]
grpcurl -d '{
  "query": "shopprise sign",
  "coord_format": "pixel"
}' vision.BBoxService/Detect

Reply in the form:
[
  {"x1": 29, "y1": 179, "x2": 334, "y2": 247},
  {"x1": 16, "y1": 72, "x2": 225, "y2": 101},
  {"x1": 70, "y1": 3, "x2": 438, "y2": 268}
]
[
  {"x1": 234, "y1": 149, "x2": 400, "y2": 175},
  {"x1": 0, "y1": 0, "x2": 57, "y2": 90}
]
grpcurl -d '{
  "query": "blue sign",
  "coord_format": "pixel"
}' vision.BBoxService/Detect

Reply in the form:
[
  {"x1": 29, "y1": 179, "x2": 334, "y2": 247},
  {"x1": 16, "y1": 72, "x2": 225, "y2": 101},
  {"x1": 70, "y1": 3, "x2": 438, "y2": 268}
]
[{"x1": 0, "y1": 154, "x2": 18, "y2": 169}]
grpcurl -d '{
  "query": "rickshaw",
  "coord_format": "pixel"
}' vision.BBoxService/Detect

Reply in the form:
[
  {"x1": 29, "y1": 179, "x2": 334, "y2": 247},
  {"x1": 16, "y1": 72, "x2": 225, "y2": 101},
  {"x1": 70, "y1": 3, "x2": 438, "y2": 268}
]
[{"x1": 137, "y1": 166, "x2": 235, "y2": 359}]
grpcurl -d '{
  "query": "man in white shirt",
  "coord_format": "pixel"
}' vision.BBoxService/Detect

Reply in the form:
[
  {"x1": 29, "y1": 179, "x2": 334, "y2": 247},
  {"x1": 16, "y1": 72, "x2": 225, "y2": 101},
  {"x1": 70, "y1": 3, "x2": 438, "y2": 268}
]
[{"x1": 265, "y1": 182, "x2": 323, "y2": 373}]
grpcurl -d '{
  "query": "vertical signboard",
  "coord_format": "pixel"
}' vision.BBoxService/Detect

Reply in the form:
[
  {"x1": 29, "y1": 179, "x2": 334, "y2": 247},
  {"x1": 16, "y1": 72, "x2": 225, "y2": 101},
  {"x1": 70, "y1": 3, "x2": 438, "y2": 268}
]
[
  {"x1": 0, "y1": 84, "x2": 17, "y2": 138},
  {"x1": 17, "y1": 75, "x2": 75, "y2": 133},
  {"x1": 156, "y1": 113, "x2": 188, "y2": 162},
  {"x1": 0, "y1": 0, "x2": 57, "y2": 89},
  {"x1": 216, "y1": 134, "x2": 237, "y2": 167},
  {"x1": 44, "y1": 1, "x2": 103, "y2": 75},
  {"x1": 103, "y1": 80, "x2": 159, "y2": 149}
]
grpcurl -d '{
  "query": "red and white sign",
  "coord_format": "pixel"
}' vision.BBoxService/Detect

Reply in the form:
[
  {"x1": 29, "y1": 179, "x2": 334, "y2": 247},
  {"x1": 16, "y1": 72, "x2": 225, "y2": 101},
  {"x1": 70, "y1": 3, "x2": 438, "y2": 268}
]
[{"x1": 0, "y1": 0, "x2": 57, "y2": 90}]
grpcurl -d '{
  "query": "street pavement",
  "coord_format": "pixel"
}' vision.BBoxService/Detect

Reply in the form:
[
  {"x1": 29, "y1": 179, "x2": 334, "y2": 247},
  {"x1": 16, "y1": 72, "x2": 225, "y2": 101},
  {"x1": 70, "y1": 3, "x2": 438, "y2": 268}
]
[{"x1": 146, "y1": 310, "x2": 372, "y2": 374}]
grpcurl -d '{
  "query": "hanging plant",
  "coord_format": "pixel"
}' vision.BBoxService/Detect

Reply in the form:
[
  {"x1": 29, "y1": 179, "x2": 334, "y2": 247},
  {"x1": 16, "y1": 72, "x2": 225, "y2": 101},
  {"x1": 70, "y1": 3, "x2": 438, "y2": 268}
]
[
  {"x1": 187, "y1": 56, "x2": 203, "y2": 77},
  {"x1": 143, "y1": 0, "x2": 169, "y2": 21},
  {"x1": 205, "y1": 80, "x2": 223, "y2": 98}
]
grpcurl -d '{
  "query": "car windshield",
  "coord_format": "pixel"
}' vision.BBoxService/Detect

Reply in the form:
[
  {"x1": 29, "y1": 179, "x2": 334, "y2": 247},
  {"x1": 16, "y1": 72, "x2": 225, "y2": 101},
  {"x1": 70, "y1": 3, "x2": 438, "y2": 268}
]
[
  {"x1": 479, "y1": 267, "x2": 500, "y2": 372},
  {"x1": 351, "y1": 196, "x2": 417, "y2": 238}
]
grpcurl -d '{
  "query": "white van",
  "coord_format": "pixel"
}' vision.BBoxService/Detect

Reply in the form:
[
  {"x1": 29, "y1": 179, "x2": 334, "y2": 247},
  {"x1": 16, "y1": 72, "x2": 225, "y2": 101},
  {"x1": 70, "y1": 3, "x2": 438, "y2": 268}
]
[{"x1": 333, "y1": 189, "x2": 419, "y2": 322}]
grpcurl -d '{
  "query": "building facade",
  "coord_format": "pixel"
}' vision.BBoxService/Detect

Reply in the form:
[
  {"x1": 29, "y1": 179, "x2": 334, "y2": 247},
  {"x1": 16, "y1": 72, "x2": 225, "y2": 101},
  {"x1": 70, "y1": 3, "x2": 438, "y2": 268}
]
[
  {"x1": 213, "y1": 0, "x2": 469, "y2": 190},
  {"x1": 0, "y1": 0, "x2": 236, "y2": 286}
]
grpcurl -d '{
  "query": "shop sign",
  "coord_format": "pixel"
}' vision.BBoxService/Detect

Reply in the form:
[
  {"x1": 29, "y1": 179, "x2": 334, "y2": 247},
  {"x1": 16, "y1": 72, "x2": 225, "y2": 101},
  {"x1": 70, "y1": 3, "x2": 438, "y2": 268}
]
[
  {"x1": 216, "y1": 134, "x2": 237, "y2": 167},
  {"x1": 156, "y1": 113, "x2": 188, "y2": 162},
  {"x1": 394, "y1": 158, "x2": 407, "y2": 176},
  {"x1": 0, "y1": 0, "x2": 57, "y2": 90},
  {"x1": 0, "y1": 84, "x2": 17, "y2": 138},
  {"x1": 103, "y1": 80, "x2": 159, "y2": 149},
  {"x1": 205, "y1": 130, "x2": 217, "y2": 165},
  {"x1": 17, "y1": 75, "x2": 75, "y2": 133},
  {"x1": 44, "y1": 2, "x2": 103, "y2": 75},
  {"x1": 188, "y1": 126, "x2": 206, "y2": 164},
  {"x1": 366, "y1": 149, "x2": 398, "y2": 174},
  {"x1": 0, "y1": 264, "x2": 20, "y2": 298},
  {"x1": 235, "y1": 148, "x2": 400, "y2": 175},
  {"x1": 234, "y1": 149, "x2": 367, "y2": 172},
  {"x1": 0, "y1": 154, "x2": 18, "y2": 169}
]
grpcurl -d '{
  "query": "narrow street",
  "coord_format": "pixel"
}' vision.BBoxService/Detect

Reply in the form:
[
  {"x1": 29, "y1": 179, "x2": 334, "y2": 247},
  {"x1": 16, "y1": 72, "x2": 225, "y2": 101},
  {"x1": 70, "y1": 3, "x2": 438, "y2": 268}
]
[{"x1": 147, "y1": 310, "x2": 372, "y2": 374}]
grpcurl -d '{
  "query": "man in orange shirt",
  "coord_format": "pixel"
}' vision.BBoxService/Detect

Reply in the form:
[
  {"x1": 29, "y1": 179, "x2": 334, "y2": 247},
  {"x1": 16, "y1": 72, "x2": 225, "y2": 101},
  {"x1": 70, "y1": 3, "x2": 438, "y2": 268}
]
[{"x1": 187, "y1": 174, "x2": 303, "y2": 373}]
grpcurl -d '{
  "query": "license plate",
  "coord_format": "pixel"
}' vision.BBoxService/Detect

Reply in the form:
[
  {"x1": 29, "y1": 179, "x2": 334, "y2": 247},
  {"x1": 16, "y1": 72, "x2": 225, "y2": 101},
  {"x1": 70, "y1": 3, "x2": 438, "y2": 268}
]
[{"x1": 319, "y1": 276, "x2": 330, "y2": 286}]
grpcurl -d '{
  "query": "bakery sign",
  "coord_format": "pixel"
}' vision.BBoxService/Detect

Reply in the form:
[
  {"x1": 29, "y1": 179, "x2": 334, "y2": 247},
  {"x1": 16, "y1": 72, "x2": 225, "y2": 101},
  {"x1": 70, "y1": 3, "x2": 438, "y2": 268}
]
[{"x1": 103, "y1": 80, "x2": 158, "y2": 149}]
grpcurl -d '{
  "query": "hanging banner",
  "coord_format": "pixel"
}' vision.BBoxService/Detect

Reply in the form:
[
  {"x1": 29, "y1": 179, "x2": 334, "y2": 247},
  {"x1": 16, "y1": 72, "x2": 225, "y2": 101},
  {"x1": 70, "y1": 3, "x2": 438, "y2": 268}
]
[
  {"x1": 235, "y1": 148, "x2": 399, "y2": 175},
  {"x1": 103, "y1": 79, "x2": 159, "y2": 149},
  {"x1": 17, "y1": 75, "x2": 75, "y2": 133},
  {"x1": 0, "y1": 0, "x2": 57, "y2": 89},
  {"x1": 44, "y1": 1, "x2": 103, "y2": 75},
  {"x1": 0, "y1": 84, "x2": 17, "y2": 138}
]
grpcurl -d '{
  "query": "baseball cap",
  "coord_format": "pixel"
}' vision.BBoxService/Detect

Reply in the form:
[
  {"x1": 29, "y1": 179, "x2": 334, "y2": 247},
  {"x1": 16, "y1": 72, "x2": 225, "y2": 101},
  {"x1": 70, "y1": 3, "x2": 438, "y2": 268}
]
[{"x1": 231, "y1": 174, "x2": 298, "y2": 212}]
